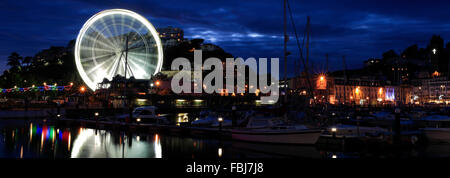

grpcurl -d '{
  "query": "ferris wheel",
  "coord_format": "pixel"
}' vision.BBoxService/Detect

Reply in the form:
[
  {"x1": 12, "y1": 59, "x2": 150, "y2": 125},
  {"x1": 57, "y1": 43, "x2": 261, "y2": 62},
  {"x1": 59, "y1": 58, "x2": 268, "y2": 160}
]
[{"x1": 74, "y1": 9, "x2": 163, "y2": 90}]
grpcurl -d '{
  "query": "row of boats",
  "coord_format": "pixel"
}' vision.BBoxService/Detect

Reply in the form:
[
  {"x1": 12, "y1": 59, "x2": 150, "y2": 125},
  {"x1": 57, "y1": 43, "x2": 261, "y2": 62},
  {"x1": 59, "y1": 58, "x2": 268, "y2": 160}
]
[{"x1": 105, "y1": 106, "x2": 450, "y2": 145}]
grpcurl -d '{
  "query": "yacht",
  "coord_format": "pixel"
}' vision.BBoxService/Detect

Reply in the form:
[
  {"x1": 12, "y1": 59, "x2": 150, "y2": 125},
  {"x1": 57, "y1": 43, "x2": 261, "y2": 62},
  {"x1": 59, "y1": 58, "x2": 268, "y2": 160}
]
[
  {"x1": 420, "y1": 114, "x2": 450, "y2": 143},
  {"x1": 232, "y1": 114, "x2": 322, "y2": 145}
]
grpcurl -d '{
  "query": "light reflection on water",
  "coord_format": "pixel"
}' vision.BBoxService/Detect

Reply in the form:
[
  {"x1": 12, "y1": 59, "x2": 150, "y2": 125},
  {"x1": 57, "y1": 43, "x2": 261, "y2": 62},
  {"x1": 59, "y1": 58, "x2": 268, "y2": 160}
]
[
  {"x1": 0, "y1": 120, "x2": 229, "y2": 158},
  {"x1": 2, "y1": 120, "x2": 450, "y2": 158}
]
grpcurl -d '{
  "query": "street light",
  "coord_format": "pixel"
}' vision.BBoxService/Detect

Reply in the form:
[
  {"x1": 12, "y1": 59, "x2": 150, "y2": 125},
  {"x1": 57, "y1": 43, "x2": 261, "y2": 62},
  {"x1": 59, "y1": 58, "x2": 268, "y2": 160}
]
[
  {"x1": 218, "y1": 148, "x2": 223, "y2": 158},
  {"x1": 433, "y1": 48, "x2": 437, "y2": 54},
  {"x1": 218, "y1": 117, "x2": 223, "y2": 132},
  {"x1": 331, "y1": 127, "x2": 337, "y2": 137}
]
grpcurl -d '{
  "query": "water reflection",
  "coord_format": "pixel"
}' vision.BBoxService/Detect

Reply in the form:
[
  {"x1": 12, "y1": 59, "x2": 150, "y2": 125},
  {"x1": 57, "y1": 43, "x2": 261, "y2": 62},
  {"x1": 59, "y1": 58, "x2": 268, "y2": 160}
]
[
  {"x1": 3, "y1": 120, "x2": 450, "y2": 158},
  {"x1": 0, "y1": 120, "x2": 229, "y2": 158}
]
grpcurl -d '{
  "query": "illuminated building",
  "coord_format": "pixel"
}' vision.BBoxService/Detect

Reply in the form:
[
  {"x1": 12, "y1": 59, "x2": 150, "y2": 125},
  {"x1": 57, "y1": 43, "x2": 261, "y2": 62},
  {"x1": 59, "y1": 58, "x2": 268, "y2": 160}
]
[
  {"x1": 411, "y1": 76, "x2": 450, "y2": 105},
  {"x1": 157, "y1": 26, "x2": 185, "y2": 47}
]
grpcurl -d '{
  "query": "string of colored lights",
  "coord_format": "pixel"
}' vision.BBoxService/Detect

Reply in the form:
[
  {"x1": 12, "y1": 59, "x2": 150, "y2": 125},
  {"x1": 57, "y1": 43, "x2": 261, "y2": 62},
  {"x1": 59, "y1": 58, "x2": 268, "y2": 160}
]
[{"x1": 0, "y1": 85, "x2": 74, "y2": 93}]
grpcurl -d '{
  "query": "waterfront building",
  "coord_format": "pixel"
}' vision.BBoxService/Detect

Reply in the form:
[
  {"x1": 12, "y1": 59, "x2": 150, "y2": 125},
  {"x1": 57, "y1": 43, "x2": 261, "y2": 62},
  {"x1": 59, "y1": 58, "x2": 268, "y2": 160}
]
[
  {"x1": 289, "y1": 74, "x2": 412, "y2": 106},
  {"x1": 411, "y1": 73, "x2": 450, "y2": 105},
  {"x1": 157, "y1": 26, "x2": 185, "y2": 48}
]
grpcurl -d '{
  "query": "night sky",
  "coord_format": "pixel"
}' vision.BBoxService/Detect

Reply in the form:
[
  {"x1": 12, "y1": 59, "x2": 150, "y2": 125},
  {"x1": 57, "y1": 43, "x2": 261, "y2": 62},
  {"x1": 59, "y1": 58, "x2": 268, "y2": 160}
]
[{"x1": 2, "y1": 0, "x2": 450, "y2": 76}]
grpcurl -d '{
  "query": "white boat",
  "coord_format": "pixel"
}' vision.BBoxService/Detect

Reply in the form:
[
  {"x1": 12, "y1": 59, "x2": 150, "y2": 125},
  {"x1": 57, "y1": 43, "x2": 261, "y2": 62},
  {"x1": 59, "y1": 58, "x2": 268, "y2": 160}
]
[
  {"x1": 420, "y1": 115, "x2": 450, "y2": 143},
  {"x1": 191, "y1": 111, "x2": 218, "y2": 126},
  {"x1": 322, "y1": 124, "x2": 389, "y2": 139},
  {"x1": 232, "y1": 115, "x2": 322, "y2": 145},
  {"x1": 117, "y1": 106, "x2": 169, "y2": 124}
]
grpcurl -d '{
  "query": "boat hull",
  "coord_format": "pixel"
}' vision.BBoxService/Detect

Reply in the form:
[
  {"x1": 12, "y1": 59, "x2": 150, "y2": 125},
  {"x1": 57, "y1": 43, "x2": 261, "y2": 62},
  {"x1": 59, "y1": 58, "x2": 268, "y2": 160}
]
[
  {"x1": 232, "y1": 129, "x2": 322, "y2": 145},
  {"x1": 422, "y1": 128, "x2": 450, "y2": 143}
]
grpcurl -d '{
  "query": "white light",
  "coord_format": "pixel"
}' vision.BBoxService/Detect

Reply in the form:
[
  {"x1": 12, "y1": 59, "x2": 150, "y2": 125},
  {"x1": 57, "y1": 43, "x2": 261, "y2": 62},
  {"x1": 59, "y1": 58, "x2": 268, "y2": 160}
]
[
  {"x1": 136, "y1": 118, "x2": 141, "y2": 122},
  {"x1": 74, "y1": 9, "x2": 164, "y2": 90},
  {"x1": 332, "y1": 154, "x2": 337, "y2": 159},
  {"x1": 218, "y1": 148, "x2": 223, "y2": 157},
  {"x1": 331, "y1": 127, "x2": 337, "y2": 132},
  {"x1": 433, "y1": 48, "x2": 437, "y2": 54}
]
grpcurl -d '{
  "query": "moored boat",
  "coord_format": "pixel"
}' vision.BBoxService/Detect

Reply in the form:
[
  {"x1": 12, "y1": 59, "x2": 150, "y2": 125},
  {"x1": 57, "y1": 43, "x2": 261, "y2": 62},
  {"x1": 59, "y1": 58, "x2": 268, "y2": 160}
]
[
  {"x1": 231, "y1": 115, "x2": 322, "y2": 145},
  {"x1": 419, "y1": 115, "x2": 450, "y2": 143}
]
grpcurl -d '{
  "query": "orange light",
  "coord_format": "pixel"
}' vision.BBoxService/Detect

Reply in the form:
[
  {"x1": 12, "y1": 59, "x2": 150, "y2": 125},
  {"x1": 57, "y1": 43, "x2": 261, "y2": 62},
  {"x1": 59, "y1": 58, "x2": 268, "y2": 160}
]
[
  {"x1": 378, "y1": 87, "x2": 383, "y2": 95},
  {"x1": 355, "y1": 87, "x2": 360, "y2": 95},
  {"x1": 70, "y1": 82, "x2": 74, "y2": 86},
  {"x1": 432, "y1": 71, "x2": 440, "y2": 77},
  {"x1": 138, "y1": 92, "x2": 146, "y2": 95},
  {"x1": 155, "y1": 81, "x2": 160, "y2": 86},
  {"x1": 320, "y1": 76, "x2": 325, "y2": 81},
  {"x1": 80, "y1": 86, "x2": 86, "y2": 93}
]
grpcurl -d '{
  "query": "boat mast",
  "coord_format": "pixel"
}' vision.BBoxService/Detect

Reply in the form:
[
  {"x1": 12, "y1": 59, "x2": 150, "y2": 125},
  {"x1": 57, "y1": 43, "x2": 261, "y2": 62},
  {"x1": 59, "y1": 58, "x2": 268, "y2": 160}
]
[
  {"x1": 306, "y1": 16, "x2": 310, "y2": 71},
  {"x1": 283, "y1": 0, "x2": 288, "y2": 103},
  {"x1": 342, "y1": 55, "x2": 348, "y2": 105}
]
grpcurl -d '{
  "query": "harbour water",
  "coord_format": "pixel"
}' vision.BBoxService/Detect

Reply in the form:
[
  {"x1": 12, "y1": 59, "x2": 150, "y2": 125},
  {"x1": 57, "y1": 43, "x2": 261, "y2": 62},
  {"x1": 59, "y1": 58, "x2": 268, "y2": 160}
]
[{"x1": 1, "y1": 119, "x2": 450, "y2": 158}]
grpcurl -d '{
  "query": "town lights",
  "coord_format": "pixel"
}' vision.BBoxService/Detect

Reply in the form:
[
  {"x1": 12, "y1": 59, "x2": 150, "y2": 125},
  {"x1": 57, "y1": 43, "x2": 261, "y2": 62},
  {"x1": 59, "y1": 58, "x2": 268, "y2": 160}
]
[
  {"x1": 320, "y1": 75, "x2": 325, "y2": 81},
  {"x1": 355, "y1": 87, "x2": 360, "y2": 95},
  {"x1": 155, "y1": 80, "x2": 160, "y2": 87},
  {"x1": 378, "y1": 87, "x2": 383, "y2": 95},
  {"x1": 80, "y1": 86, "x2": 86, "y2": 93}
]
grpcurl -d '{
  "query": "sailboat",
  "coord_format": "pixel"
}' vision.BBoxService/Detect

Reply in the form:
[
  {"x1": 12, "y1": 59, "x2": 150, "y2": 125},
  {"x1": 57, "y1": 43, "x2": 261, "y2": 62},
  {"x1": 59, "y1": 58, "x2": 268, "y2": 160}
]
[{"x1": 232, "y1": 1, "x2": 322, "y2": 145}]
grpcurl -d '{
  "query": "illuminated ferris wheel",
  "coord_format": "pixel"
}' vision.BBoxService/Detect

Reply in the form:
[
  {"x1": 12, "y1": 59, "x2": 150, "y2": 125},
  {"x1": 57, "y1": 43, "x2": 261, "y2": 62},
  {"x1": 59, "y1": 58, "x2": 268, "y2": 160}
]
[{"x1": 74, "y1": 9, "x2": 163, "y2": 90}]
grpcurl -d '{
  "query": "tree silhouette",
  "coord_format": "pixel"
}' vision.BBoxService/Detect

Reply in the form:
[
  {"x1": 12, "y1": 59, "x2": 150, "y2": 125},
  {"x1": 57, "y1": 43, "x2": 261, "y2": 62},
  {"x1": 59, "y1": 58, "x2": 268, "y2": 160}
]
[{"x1": 7, "y1": 52, "x2": 22, "y2": 72}]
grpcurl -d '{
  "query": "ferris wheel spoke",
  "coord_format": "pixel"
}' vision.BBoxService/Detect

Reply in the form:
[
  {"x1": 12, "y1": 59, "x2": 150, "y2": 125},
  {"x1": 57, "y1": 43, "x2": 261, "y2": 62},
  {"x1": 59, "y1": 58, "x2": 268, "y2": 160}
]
[
  {"x1": 86, "y1": 60, "x2": 111, "y2": 75},
  {"x1": 81, "y1": 53, "x2": 116, "y2": 63},
  {"x1": 79, "y1": 46, "x2": 115, "y2": 55},
  {"x1": 88, "y1": 24, "x2": 118, "y2": 49},
  {"x1": 81, "y1": 35, "x2": 116, "y2": 51},
  {"x1": 121, "y1": 14, "x2": 126, "y2": 47},
  {"x1": 128, "y1": 54, "x2": 157, "y2": 72},
  {"x1": 99, "y1": 17, "x2": 120, "y2": 47},
  {"x1": 102, "y1": 55, "x2": 119, "y2": 79},
  {"x1": 128, "y1": 24, "x2": 146, "y2": 42},
  {"x1": 110, "y1": 52, "x2": 124, "y2": 78}
]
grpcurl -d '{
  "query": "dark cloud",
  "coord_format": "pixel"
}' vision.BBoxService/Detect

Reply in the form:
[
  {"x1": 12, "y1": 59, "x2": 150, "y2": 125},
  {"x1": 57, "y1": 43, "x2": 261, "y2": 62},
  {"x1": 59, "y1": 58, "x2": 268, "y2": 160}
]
[{"x1": 1, "y1": 0, "x2": 450, "y2": 75}]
